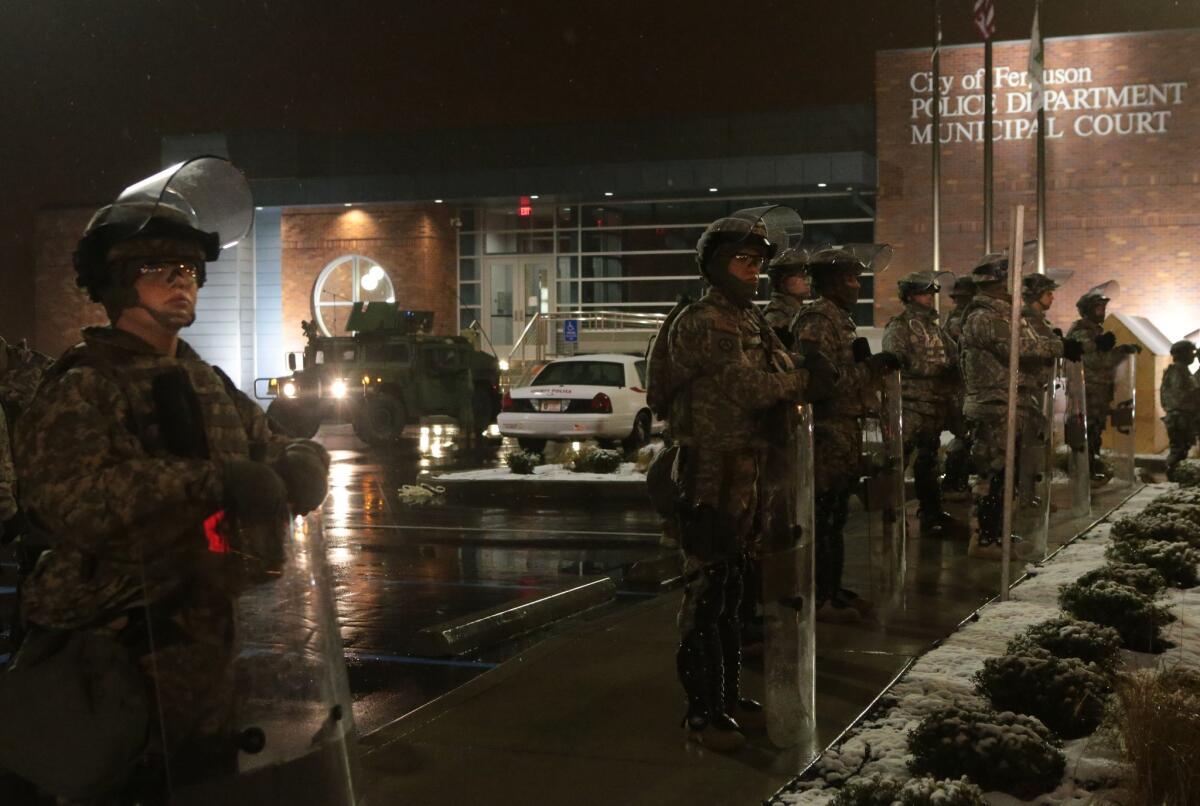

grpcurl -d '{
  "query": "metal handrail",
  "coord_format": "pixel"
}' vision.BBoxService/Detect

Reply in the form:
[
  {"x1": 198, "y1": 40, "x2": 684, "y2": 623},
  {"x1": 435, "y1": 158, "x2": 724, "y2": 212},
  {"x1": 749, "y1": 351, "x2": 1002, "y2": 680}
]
[{"x1": 506, "y1": 310, "x2": 666, "y2": 363}]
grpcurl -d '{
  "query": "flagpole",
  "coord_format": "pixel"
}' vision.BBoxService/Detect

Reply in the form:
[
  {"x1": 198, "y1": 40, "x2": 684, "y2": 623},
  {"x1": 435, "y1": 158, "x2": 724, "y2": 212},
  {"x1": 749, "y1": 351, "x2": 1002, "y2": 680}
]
[
  {"x1": 1034, "y1": 0, "x2": 1047, "y2": 274},
  {"x1": 983, "y1": 38, "x2": 994, "y2": 254},
  {"x1": 932, "y1": 0, "x2": 942, "y2": 295}
]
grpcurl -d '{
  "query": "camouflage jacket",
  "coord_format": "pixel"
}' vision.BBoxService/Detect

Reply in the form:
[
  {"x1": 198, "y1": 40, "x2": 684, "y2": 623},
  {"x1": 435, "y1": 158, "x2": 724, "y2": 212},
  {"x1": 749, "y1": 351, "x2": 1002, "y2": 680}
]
[
  {"x1": 943, "y1": 306, "x2": 969, "y2": 348},
  {"x1": 1065, "y1": 318, "x2": 1116, "y2": 400},
  {"x1": 0, "y1": 408, "x2": 14, "y2": 521},
  {"x1": 667, "y1": 288, "x2": 808, "y2": 452},
  {"x1": 15, "y1": 326, "x2": 294, "y2": 630},
  {"x1": 1161, "y1": 363, "x2": 1200, "y2": 414},
  {"x1": 882, "y1": 302, "x2": 957, "y2": 414},
  {"x1": 0, "y1": 337, "x2": 53, "y2": 417},
  {"x1": 792, "y1": 296, "x2": 877, "y2": 420},
  {"x1": 1022, "y1": 304, "x2": 1058, "y2": 395},
  {"x1": 961, "y1": 294, "x2": 1063, "y2": 415},
  {"x1": 763, "y1": 292, "x2": 804, "y2": 333}
]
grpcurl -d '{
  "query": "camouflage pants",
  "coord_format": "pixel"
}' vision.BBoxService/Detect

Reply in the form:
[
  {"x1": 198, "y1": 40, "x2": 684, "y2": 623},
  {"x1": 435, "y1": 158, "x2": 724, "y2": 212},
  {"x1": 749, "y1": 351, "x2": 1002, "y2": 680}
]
[
  {"x1": 967, "y1": 405, "x2": 1047, "y2": 543},
  {"x1": 813, "y1": 417, "x2": 861, "y2": 602},
  {"x1": 1165, "y1": 412, "x2": 1197, "y2": 469},
  {"x1": 903, "y1": 406, "x2": 949, "y2": 513},
  {"x1": 676, "y1": 555, "x2": 747, "y2": 718}
]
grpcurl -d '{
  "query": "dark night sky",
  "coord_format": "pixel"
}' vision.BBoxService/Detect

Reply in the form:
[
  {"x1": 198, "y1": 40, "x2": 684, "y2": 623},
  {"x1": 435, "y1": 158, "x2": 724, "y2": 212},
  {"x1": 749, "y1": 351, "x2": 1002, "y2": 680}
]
[{"x1": 1, "y1": 0, "x2": 1196, "y2": 337}]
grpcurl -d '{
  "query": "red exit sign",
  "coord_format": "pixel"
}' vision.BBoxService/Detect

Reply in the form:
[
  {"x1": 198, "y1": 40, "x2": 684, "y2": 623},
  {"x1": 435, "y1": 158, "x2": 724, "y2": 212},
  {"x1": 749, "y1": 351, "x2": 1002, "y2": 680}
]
[{"x1": 519, "y1": 196, "x2": 532, "y2": 217}]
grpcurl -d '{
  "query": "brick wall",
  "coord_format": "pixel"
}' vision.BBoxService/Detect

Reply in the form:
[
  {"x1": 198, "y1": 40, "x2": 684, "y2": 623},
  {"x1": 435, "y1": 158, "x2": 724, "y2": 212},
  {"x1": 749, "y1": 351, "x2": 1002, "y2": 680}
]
[
  {"x1": 33, "y1": 208, "x2": 108, "y2": 358},
  {"x1": 279, "y1": 204, "x2": 457, "y2": 356},
  {"x1": 875, "y1": 29, "x2": 1200, "y2": 338}
]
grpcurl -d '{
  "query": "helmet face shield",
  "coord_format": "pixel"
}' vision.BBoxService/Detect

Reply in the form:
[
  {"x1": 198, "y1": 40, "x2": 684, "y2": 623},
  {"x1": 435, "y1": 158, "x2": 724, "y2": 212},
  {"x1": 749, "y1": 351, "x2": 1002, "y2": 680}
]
[{"x1": 109, "y1": 157, "x2": 255, "y2": 252}]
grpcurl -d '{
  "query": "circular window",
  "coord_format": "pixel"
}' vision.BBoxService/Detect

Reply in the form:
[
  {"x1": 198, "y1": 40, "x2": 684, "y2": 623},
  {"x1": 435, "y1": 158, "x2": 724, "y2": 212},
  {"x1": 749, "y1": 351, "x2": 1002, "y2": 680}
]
[{"x1": 312, "y1": 254, "x2": 396, "y2": 336}]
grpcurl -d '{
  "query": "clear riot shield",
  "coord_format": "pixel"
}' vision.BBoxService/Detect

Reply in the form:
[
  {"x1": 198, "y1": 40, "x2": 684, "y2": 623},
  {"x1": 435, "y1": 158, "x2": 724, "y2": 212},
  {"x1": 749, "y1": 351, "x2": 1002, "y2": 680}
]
[
  {"x1": 860, "y1": 371, "x2": 906, "y2": 615},
  {"x1": 1108, "y1": 353, "x2": 1137, "y2": 486},
  {"x1": 143, "y1": 512, "x2": 362, "y2": 806},
  {"x1": 1015, "y1": 386, "x2": 1053, "y2": 559},
  {"x1": 760, "y1": 404, "x2": 816, "y2": 752},
  {"x1": 1062, "y1": 359, "x2": 1091, "y2": 518}
]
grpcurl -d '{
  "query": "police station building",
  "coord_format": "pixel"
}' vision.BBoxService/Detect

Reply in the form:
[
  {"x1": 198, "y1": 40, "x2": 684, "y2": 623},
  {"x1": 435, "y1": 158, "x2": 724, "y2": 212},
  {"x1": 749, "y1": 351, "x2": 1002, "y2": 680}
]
[{"x1": 31, "y1": 28, "x2": 1199, "y2": 427}]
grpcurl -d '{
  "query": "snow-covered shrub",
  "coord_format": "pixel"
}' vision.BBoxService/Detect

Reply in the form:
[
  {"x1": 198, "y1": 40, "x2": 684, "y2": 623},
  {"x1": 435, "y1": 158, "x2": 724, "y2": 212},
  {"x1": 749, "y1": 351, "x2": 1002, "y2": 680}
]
[
  {"x1": 1075, "y1": 562, "x2": 1167, "y2": 597},
  {"x1": 1058, "y1": 579, "x2": 1175, "y2": 652},
  {"x1": 569, "y1": 446, "x2": 622, "y2": 474},
  {"x1": 1141, "y1": 501, "x2": 1200, "y2": 529},
  {"x1": 1112, "y1": 668, "x2": 1200, "y2": 806},
  {"x1": 974, "y1": 648, "x2": 1111, "y2": 738},
  {"x1": 1152, "y1": 487, "x2": 1200, "y2": 507},
  {"x1": 506, "y1": 450, "x2": 541, "y2": 475},
  {"x1": 1166, "y1": 458, "x2": 1200, "y2": 486},
  {"x1": 833, "y1": 775, "x2": 985, "y2": 806},
  {"x1": 1109, "y1": 511, "x2": 1200, "y2": 548},
  {"x1": 907, "y1": 704, "x2": 1065, "y2": 799},
  {"x1": 1006, "y1": 615, "x2": 1123, "y2": 672},
  {"x1": 1105, "y1": 539, "x2": 1200, "y2": 588}
]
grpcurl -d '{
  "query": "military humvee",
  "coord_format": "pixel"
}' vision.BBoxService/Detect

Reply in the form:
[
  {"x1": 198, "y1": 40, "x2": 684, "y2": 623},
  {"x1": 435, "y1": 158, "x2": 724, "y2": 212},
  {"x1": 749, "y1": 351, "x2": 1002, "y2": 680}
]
[{"x1": 260, "y1": 303, "x2": 501, "y2": 446}]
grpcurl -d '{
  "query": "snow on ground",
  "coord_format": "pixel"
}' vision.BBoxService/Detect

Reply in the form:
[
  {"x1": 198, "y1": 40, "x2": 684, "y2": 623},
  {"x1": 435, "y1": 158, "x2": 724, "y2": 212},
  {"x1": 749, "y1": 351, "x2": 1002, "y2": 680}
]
[
  {"x1": 429, "y1": 462, "x2": 645, "y2": 482},
  {"x1": 776, "y1": 482, "x2": 1195, "y2": 806}
]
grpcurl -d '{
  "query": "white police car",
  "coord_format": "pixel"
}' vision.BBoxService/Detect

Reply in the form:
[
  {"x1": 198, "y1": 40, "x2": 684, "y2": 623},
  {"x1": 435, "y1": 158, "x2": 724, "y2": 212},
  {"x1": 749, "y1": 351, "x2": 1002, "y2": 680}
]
[{"x1": 498, "y1": 353, "x2": 664, "y2": 453}]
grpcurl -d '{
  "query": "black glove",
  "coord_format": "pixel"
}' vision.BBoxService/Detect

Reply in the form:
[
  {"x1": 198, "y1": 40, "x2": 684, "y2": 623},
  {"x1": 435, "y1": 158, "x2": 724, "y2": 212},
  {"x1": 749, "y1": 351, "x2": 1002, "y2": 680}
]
[
  {"x1": 800, "y1": 351, "x2": 839, "y2": 402},
  {"x1": 223, "y1": 460, "x2": 290, "y2": 523},
  {"x1": 1094, "y1": 332, "x2": 1117, "y2": 352},
  {"x1": 1117, "y1": 343, "x2": 1142, "y2": 355},
  {"x1": 272, "y1": 440, "x2": 331, "y2": 516},
  {"x1": 0, "y1": 511, "x2": 30, "y2": 544},
  {"x1": 867, "y1": 352, "x2": 903, "y2": 374},
  {"x1": 1052, "y1": 328, "x2": 1063, "y2": 338},
  {"x1": 852, "y1": 337, "x2": 872, "y2": 363},
  {"x1": 1062, "y1": 339, "x2": 1084, "y2": 362}
]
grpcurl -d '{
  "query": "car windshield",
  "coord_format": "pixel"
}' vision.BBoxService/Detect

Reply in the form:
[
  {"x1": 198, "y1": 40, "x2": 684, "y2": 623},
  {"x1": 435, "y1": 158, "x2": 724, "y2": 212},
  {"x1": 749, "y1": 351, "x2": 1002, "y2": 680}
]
[{"x1": 531, "y1": 361, "x2": 624, "y2": 388}]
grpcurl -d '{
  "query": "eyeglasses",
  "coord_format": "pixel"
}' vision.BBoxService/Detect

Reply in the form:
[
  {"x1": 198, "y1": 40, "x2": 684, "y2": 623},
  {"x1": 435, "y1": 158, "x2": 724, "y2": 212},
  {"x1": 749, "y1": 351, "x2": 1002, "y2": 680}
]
[
  {"x1": 731, "y1": 253, "x2": 766, "y2": 268},
  {"x1": 136, "y1": 261, "x2": 201, "y2": 285}
]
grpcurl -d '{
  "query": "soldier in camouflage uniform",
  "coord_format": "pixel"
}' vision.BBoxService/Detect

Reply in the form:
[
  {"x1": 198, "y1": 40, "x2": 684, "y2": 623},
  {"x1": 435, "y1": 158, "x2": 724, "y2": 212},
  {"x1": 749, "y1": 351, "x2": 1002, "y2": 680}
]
[
  {"x1": 762, "y1": 248, "x2": 810, "y2": 345},
  {"x1": 12, "y1": 165, "x2": 331, "y2": 796},
  {"x1": 667, "y1": 208, "x2": 834, "y2": 752},
  {"x1": 791, "y1": 248, "x2": 900, "y2": 620},
  {"x1": 1065, "y1": 285, "x2": 1139, "y2": 481},
  {"x1": 1161, "y1": 340, "x2": 1200, "y2": 471},
  {"x1": 0, "y1": 337, "x2": 54, "y2": 546},
  {"x1": 0, "y1": 407, "x2": 14, "y2": 537},
  {"x1": 882, "y1": 272, "x2": 960, "y2": 536},
  {"x1": 941, "y1": 276, "x2": 976, "y2": 497},
  {"x1": 960, "y1": 257, "x2": 1080, "y2": 558}
]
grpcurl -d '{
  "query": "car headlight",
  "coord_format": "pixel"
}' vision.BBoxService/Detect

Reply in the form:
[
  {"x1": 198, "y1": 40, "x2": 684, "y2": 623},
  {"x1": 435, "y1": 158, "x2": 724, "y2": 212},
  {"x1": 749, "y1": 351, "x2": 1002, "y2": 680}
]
[
  {"x1": 282, "y1": 381, "x2": 297, "y2": 399},
  {"x1": 330, "y1": 378, "x2": 348, "y2": 399}
]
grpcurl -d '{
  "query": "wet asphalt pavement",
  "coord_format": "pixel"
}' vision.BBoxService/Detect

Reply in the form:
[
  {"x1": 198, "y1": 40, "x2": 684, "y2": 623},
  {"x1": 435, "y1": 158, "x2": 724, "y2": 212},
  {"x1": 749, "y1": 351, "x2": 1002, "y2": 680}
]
[{"x1": 314, "y1": 425, "x2": 664, "y2": 735}]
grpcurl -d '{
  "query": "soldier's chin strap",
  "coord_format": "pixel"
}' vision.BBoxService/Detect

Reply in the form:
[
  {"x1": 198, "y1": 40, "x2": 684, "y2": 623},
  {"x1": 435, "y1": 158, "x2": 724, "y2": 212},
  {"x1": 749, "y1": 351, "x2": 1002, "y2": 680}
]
[{"x1": 136, "y1": 302, "x2": 197, "y2": 330}]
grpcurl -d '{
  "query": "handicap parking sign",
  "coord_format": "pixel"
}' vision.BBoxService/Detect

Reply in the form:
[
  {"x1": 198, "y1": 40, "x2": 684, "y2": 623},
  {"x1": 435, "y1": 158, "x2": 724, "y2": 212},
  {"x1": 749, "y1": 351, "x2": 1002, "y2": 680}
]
[{"x1": 563, "y1": 319, "x2": 579, "y2": 343}]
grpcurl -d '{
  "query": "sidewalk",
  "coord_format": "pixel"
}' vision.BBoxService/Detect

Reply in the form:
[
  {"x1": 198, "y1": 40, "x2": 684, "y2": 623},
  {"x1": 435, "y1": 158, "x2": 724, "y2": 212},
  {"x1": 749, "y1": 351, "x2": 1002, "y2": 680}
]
[{"x1": 358, "y1": 484, "x2": 1138, "y2": 806}]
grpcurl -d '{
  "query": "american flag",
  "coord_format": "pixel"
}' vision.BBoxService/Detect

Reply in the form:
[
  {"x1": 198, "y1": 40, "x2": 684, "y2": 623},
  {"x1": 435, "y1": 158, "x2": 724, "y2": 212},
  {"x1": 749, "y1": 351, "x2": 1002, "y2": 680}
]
[{"x1": 974, "y1": 0, "x2": 996, "y2": 40}]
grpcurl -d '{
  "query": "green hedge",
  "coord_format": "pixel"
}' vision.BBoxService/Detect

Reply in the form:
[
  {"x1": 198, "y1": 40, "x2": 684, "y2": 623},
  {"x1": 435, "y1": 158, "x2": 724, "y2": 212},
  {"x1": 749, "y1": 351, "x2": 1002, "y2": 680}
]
[
  {"x1": 833, "y1": 775, "x2": 985, "y2": 806},
  {"x1": 907, "y1": 704, "x2": 1065, "y2": 799},
  {"x1": 974, "y1": 648, "x2": 1111, "y2": 739},
  {"x1": 1059, "y1": 579, "x2": 1175, "y2": 652},
  {"x1": 1105, "y1": 539, "x2": 1200, "y2": 589},
  {"x1": 506, "y1": 450, "x2": 542, "y2": 475},
  {"x1": 1006, "y1": 615, "x2": 1123, "y2": 672},
  {"x1": 1075, "y1": 563, "x2": 1168, "y2": 598}
]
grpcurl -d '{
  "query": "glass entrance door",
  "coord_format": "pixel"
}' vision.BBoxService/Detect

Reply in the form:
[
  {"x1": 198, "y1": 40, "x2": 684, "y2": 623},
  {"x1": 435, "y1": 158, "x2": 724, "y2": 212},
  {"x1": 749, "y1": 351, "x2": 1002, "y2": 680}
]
[{"x1": 484, "y1": 258, "x2": 553, "y2": 353}]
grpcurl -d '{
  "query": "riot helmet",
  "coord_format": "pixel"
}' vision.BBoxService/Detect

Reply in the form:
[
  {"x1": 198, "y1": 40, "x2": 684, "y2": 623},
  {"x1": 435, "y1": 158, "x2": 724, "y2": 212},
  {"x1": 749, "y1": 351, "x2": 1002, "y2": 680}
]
[
  {"x1": 803, "y1": 245, "x2": 888, "y2": 312},
  {"x1": 695, "y1": 205, "x2": 802, "y2": 306},
  {"x1": 1076, "y1": 280, "x2": 1118, "y2": 320},
  {"x1": 897, "y1": 271, "x2": 940, "y2": 302},
  {"x1": 948, "y1": 274, "x2": 976, "y2": 302},
  {"x1": 767, "y1": 246, "x2": 810, "y2": 295},
  {"x1": 75, "y1": 157, "x2": 254, "y2": 317},
  {"x1": 1169, "y1": 340, "x2": 1196, "y2": 360}
]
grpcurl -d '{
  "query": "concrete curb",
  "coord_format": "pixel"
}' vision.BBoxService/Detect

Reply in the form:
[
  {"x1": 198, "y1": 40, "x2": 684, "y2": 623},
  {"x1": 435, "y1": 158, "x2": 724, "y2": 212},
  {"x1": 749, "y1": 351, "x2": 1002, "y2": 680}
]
[{"x1": 411, "y1": 577, "x2": 618, "y2": 657}]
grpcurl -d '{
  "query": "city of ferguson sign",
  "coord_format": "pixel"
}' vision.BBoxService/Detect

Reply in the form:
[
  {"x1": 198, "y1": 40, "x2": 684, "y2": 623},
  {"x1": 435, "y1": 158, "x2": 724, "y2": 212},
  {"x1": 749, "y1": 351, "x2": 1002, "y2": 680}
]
[{"x1": 909, "y1": 65, "x2": 1189, "y2": 144}]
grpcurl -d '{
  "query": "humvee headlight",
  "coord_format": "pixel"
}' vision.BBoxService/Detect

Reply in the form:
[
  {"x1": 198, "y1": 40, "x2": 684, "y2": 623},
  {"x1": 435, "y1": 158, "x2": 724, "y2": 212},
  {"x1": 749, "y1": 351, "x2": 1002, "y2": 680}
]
[
  {"x1": 330, "y1": 378, "x2": 348, "y2": 399},
  {"x1": 282, "y1": 381, "x2": 297, "y2": 399}
]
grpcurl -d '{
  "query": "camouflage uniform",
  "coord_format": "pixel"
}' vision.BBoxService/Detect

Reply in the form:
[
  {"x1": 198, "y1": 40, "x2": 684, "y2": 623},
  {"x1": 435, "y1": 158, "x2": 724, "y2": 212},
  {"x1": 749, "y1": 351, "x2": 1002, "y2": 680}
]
[
  {"x1": 15, "y1": 326, "x2": 300, "y2": 776},
  {"x1": 792, "y1": 297, "x2": 877, "y2": 603},
  {"x1": 0, "y1": 407, "x2": 14, "y2": 523},
  {"x1": 763, "y1": 292, "x2": 804, "y2": 334},
  {"x1": 941, "y1": 302, "x2": 973, "y2": 493},
  {"x1": 1161, "y1": 361, "x2": 1200, "y2": 469},
  {"x1": 882, "y1": 302, "x2": 957, "y2": 524},
  {"x1": 1065, "y1": 317, "x2": 1116, "y2": 471},
  {"x1": 961, "y1": 294, "x2": 1063, "y2": 543},
  {"x1": 668, "y1": 287, "x2": 808, "y2": 730}
]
